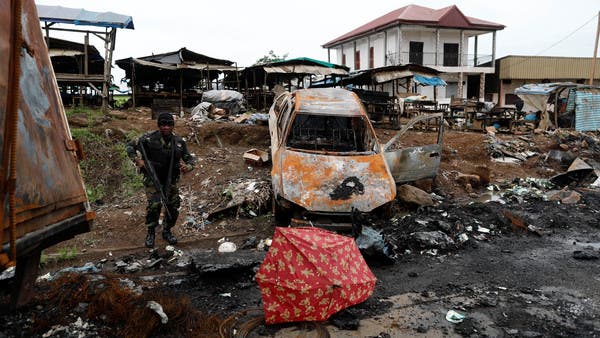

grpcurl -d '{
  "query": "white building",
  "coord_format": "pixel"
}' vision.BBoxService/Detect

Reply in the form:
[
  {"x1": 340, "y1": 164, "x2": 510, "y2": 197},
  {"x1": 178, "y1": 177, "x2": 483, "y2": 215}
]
[{"x1": 322, "y1": 4, "x2": 504, "y2": 100}]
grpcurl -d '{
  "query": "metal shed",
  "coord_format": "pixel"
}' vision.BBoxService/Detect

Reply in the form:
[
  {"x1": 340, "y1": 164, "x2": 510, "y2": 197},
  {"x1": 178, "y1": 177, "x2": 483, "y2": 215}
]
[
  {"x1": 36, "y1": 4, "x2": 134, "y2": 110},
  {"x1": 115, "y1": 48, "x2": 238, "y2": 113}
]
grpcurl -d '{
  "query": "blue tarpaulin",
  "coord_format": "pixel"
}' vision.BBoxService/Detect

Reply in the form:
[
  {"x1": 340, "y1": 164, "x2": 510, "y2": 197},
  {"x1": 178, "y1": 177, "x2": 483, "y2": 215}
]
[{"x1": 413, "y1": 75, "x2": 446, "y2": 86}]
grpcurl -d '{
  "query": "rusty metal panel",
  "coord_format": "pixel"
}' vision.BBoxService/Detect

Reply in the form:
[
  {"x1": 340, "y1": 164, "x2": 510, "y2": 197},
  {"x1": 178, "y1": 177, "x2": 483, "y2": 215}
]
[
  {"x1": 384, "y1": 113, "x2": 443, "y2": 183},
  {"x1": 279, "y1": 150, "x2": 395, "y2": 213},
  {"x1": 574, "y1": 88, "x2": 600, "y2": 132},
  {"x1": 296, "y1": 88, "x2": 363, "y2": 116},
  {"x1": 1, "y1": 0, "x2": 91, "y2": 244},
  {"x1": 384, "y1": 144, "x2": 442, "y2": 183}
]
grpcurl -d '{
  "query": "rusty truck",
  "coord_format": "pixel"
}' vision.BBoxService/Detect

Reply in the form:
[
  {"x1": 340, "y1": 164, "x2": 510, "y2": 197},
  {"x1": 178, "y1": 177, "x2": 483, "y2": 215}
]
[{"x1": 1, "y1": 0, "x2": 94, "y2": 308}]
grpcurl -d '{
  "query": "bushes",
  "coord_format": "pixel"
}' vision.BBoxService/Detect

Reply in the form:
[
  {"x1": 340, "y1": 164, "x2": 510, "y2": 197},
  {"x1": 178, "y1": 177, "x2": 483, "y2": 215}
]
[{"x1": 72, "y1": 127, "x2": 142, "y2": 203}]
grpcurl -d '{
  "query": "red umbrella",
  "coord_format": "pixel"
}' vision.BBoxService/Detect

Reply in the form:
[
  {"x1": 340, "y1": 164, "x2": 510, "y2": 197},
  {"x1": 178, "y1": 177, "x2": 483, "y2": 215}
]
[{"x1": 255, "y1": 227, "x2": 376, "y2": 324}]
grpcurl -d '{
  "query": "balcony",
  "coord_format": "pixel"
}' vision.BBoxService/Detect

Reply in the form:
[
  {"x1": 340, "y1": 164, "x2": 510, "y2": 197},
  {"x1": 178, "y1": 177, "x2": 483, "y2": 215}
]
[{"x1": 386, "y1": 52, "x2": 493, "y2": 68}]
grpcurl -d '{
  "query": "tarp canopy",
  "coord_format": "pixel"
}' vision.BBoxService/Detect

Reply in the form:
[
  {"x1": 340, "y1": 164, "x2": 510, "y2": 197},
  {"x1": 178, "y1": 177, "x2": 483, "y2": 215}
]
[
  {"x1": 37, "y1": 5, "x2": 134, "y2": 29},
  {"x1": 340, "y1": 64, "x2": 442, "y2": 86},
  {"x1": 247, "y1": 57, "x2": 349, "y2": 76},
  {"x1": 413, "y1": 74, "x2": 447, "y2": 86},
  {"x1": 514, "y1": 82, "x2": 579, "y2": 96},
  {"x1": 515, "y1": 82, "x2": 579, "y2": 112}
]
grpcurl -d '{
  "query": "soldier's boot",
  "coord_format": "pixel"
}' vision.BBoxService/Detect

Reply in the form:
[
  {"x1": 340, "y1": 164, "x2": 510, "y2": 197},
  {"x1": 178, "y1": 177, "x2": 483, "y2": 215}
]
[
  {"x1": 162, "y1": 227, "x2": 177, "y2": 245},
  {"x1": 145, "y1": 228, "x2": 156, "y2": 248}
]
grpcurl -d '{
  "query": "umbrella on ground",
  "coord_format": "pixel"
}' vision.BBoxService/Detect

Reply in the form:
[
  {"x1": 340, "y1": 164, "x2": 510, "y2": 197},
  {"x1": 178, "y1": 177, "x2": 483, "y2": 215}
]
[{"x1": 255, "y1": 226, "x2": 376, "y2": 324}]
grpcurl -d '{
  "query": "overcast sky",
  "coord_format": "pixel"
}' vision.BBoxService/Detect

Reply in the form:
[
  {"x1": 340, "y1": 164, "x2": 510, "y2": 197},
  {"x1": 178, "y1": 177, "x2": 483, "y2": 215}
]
[{"x1": 35, "y1": 0, "x2": 599, "y2": 82}]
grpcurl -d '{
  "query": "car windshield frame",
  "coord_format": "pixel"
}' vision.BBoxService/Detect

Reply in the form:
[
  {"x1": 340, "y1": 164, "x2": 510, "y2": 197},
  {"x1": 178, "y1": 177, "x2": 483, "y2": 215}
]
[{"x1": 283, "y1": 112, "x2": 379, "y2": 155}]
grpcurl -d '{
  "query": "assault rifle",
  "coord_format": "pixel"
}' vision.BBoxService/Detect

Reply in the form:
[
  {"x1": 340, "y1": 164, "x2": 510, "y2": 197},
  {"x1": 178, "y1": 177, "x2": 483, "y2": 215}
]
[{"x1": 138, "y1": 140, "x2": 172, "y2": 220}]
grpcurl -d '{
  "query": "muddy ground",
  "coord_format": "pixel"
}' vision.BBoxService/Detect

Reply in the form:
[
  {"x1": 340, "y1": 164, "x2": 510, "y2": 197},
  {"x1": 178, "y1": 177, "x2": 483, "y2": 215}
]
[{"x1": 1, "y1": 109, "x2": 600, "y2": 338}]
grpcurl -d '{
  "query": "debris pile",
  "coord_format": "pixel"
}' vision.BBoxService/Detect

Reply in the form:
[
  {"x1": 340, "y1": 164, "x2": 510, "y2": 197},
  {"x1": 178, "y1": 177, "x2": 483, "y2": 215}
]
[{"x1": 485, "y1": 133, "x2": 538, "y2": 164}]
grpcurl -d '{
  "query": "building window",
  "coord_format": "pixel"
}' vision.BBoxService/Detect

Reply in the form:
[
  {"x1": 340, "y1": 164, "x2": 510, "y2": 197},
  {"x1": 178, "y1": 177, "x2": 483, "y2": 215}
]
[
  {"x1": 342, "y1": 53, "x2": 346, "y2": 66},
  {"x1": 369, "y1": 47, "x2": 374, "y2": 69},
  {"x1": 409, "y1": 41, "x2": 423, "y2": 65},
  {"x1": 443, "y1": 43, "x2": 459, "y2": 66},
  {"x1": 355, "y1": 50, "x2": 361, "y2": 70}
]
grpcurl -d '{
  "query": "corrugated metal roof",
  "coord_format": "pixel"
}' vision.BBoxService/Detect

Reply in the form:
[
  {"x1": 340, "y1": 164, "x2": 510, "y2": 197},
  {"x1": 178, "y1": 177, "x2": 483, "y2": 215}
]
[
  {"x1": 37, "y1": 5, "x2": 134, "y2": 29},
  {"x1": 498, "y1": 56, "x2": 600, "y2": 80},
  {"x1": 323, "y1": 4, "x2": 504, "y2": 48}
]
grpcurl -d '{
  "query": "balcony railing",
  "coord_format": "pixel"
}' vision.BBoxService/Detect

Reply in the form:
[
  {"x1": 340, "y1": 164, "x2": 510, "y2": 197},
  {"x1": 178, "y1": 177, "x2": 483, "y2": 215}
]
[{"x1": 385, "y1": 52, "x2": 493, "y2": 68}]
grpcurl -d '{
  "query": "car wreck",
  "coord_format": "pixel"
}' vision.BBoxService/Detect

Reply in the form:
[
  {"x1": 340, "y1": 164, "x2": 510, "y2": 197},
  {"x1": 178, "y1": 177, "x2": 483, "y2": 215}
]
[{"x1": 268, "y1": 88, "x2": 443, "y2": 227}]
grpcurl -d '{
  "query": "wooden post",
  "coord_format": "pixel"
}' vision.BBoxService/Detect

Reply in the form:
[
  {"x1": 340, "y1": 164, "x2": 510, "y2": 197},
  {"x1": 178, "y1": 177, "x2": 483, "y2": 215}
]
[
  {"x1": 264, "y1": 72, "x2": 268, "y2": 111},
  {"x1": 479, "y1": 72, "x2": 485, "y2": 101},
  {"x1": 206, "y1": 63, "x2": 210, "y2": 90},
  {"x1": 590, "y1": 11, "x2": 600, "y2": 85},
  {"x1": 474, "y1": 35, "x2": 479, "y2": 66},
  {"x1": 44, "y1": 21, "x2": 50, "y2": 46},
  {"x1": 101, "y1": 28, "x2": 116, "y2": 111},
  {"x1": 235, "y1": 62, "x2": 240, "y2": 92},
  {"x1": 131, "y1": 59, "x2": 136, "y2": 108},
  {"x1": 179, "y1": 70, "x2": 183, "y2": 114},
  {"x1": 84, "y1": 33, "x2": 89, "y2": 76}
]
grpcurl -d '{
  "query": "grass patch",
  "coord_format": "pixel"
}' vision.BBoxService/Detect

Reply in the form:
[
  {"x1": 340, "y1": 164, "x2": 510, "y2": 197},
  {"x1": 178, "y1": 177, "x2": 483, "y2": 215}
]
[
  {"x1": 72, "y1": 127, "x2": 143, "y2": 202},
  {"x1": 65, "y1": 106, "x2": 104, "y2": 120}
]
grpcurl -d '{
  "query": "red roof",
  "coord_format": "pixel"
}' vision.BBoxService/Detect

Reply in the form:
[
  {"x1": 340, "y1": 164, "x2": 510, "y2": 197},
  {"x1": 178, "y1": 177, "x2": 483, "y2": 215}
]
[{"x1": 323, "y1": 4, "x2": 504, "y2": 47}]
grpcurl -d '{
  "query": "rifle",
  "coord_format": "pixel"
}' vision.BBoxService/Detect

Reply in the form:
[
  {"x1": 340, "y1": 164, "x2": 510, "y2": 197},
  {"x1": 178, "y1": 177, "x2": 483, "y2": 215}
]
[{"x1": 138, "y1": 139, "x2": 172, "y2": 220}]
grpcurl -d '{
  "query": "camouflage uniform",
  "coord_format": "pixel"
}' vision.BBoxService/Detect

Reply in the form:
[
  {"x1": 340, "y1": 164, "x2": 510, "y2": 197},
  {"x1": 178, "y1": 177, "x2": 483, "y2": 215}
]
[{"x1": 126, "y1": 117, "x2": 194, "y2": 247}]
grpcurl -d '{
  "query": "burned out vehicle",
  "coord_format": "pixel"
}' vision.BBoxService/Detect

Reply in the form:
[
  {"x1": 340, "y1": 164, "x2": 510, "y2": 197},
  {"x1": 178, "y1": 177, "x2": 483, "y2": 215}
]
[
  {"x1": 269, "y1": 88, "x2": 443, "y2": 226},
  {"x1": 1, "y1": 0, "x2": 94, "y2": 308}
]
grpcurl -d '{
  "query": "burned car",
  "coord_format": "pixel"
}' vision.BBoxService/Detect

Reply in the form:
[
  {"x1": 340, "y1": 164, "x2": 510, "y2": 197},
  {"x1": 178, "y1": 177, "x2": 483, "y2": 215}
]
[{"x1": 269, "y1": 88, "x2": 442, "y2": 226}]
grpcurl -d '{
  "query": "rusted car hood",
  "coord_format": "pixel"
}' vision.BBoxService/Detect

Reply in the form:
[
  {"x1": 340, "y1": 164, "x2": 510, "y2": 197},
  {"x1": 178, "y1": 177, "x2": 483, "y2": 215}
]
[{"x1": 277, "y1": 150, "x2": 396, "y2": 213}]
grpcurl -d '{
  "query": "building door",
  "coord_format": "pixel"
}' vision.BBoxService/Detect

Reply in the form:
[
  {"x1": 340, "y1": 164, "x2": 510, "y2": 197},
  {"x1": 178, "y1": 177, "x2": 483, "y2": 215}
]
[
  {"x1": 467, "y1": 75, "x2": 480, "y2": 99},
  {"x1": 443, "y1": 43, "x2": 459, "y2": 66},
  {"x1": 409, "y1": 41, "x2": 423, "y2": 65}
]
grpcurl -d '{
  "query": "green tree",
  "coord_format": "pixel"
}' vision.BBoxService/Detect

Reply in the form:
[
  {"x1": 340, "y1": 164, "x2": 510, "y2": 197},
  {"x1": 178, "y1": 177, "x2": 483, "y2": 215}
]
[{"x1": 254, "y1": 50, "x2": 289, "y2": 65}]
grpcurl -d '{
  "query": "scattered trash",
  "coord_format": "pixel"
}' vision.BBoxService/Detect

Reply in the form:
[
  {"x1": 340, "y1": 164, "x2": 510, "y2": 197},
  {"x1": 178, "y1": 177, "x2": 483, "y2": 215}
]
[
  {"x1": 257, "y1": 238, "x2": 272, "y2": 251},
  {"x1": 354, "y1": 225, "x2": 396, "y2": 263},
  {"x1": 37, "y1": 262, "x2": 100, "y2": 282},
  {"x1": 457, "y1": 233, "x2": 469, "y2": 243},
  {"x1": 147, "y1": 301, "x2": 168, "y2": 324},
  {"x1": 411, "y1": 231, "x2": 455, "y2": 250},
  {"x1": 243, "y1": 148, "x2": 269, "y2": 166},
  {"x1": 207, "y1": 179, "x2": 271, "y2": 220},
  {"x1": 477, "y1": 226, "x2": 491, "y2": 234},
  {"x1": 240, "y1": 236, "x2": 259, "y2": 249},
  {"x1": 572, "y1": 249, "x2": 599, "y2": 260},
  {"x1": 445, "y1": 309, "x2": 466, "y2": 323},
  {"x1": 550, "y1": 157, "x2": 598, "y2": 188},
  {"x1": 0, "y1": 266, "x2": 15, "y2": 280},
  {"x1": 201, "y1": 90, "x2": 245, "y2": 115},
  {"x1": 218, "y1": 241, "x2": 237, "y2": 253},
  {"x1": 219, "y1": 293, "x2": 232, "y2": 297}
]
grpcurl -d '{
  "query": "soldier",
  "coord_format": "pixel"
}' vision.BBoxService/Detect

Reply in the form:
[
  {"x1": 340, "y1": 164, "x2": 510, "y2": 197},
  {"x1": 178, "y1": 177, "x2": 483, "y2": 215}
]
[{"x1": 126, "y1": 112, "x2": 195, "y2": 248}]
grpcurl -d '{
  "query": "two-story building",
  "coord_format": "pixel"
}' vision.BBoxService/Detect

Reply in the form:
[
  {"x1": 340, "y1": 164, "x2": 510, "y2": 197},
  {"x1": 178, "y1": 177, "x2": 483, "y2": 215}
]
[{"x1": 322, "y1": 4, "x2": 504, "y2": 101}]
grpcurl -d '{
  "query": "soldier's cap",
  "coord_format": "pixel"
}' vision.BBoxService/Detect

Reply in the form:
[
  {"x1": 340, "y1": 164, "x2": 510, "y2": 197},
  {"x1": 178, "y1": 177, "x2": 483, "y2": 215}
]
[{"x1": 157, "y1": 112, "x2": 174, "y2": 126}]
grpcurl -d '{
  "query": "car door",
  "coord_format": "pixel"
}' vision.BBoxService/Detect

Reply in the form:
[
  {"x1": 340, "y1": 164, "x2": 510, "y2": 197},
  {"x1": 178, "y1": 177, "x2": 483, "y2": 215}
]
[{"x1": 383, "y1": 113, "x2": 444, "y2": 183}]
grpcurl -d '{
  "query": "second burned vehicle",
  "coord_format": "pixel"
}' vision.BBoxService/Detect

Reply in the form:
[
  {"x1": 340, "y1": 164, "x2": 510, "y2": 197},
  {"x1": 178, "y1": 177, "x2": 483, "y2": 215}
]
[{"x1": 268, "y1": 88, "x2": 443, "y2": 227}]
